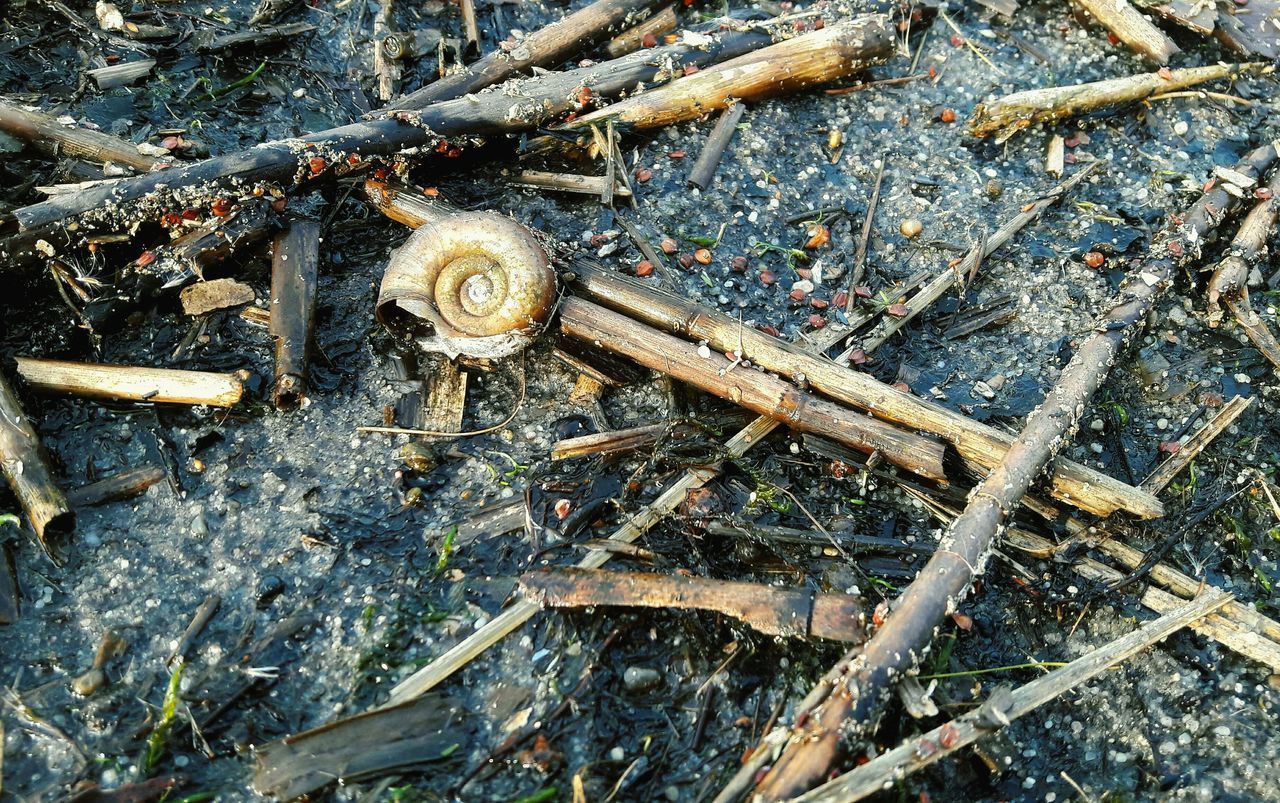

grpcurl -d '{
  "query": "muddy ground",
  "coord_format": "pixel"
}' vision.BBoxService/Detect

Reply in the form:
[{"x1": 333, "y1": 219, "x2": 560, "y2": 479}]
[{"x1": 2, "y1": 0, "x2": 1280, "y2": 800}]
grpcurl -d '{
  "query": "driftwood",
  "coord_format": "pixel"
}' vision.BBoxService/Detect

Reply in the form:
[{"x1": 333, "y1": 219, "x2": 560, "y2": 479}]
[
  {"x1": 65, "y1": 465, "x2": 166, "y2": 508},
  {"x1": 0, "y1": 101, "x2": 164, "y2": 173},
  {"x1": 387, "y1": 0, "x2": 670, "y2": 110},
  {"x1": 1207, "y1": 170, "x2": 1280, "y2": 373},
  {"x1": 747, "y1": 143, "x2": 1280, "y2": 801},
  {"x1": 268, "y1": 220, "x2": 320, "y2": 408},
  {"x1": 569, "y1": 260, "x2": 1161, "y2": 519},
  {"x1": 566, "y1": 17, "x2": 894, "y2": 132},
  {"x1": 791, "y1": 591, "x2": 1232, "y2": 802},
  {"x1": 969, "y1": 63, "x2": 1269, "y2": 141},
  {"x1": 15, "y1": 359, "x2": 245, "y2": 407},
  {"x1": 559, "y1": 297, "x2": 948, "y2": 481},
  {"x1": 519, "y1": 568, "x2": 867, "y2": 642},
  {"x1": 6, "y1": 21, "x2": 781, "y2": 233},
  {"x1": 0, "y1": 373, "x2": 74, "y2": 559},
  {"x1": 1073, "y1": 0, "x2": 1178, "y2": 62}
]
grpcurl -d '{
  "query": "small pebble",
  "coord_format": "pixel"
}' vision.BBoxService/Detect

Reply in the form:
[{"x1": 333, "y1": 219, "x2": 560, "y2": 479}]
[
  {"x1": 1173, "y1": 120, "x2": 1189, "y2": 136},
  {"x1": 1156, "y1": 418, "x2": 1169, "y2": 431},
  {"x1": 900, "y1": 219, "x2": 923, "y2": 238},
  {"x1": 623, "y1": 666, "x2": 661, "y2": 693}
]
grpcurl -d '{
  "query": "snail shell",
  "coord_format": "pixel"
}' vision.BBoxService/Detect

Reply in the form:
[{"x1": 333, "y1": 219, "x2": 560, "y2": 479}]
[{"x1": 376, "y1": 212, "x2": 558, "y2": 358}]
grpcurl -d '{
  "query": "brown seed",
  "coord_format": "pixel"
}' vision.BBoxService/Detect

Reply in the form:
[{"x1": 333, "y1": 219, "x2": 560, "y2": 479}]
[
  {"x1": 808, "y1": 314, "x2": 827, "y2": 329},
  {"x1": 854, "y1": 286, "x2": 873, "y2": 299},
  {"x1": 887, "y1": 303, "x2": 909, "y2": 317},
  {"x1": 730, "y1": 255, "x2": 749, "y2": 272},
  {"x1": 804, "y1": 223, "x2": 830, "y2": 250},
  {"x1": 308, "y1": 156, "x2": 327, "y2": 174},
  {"x1": 1256, "y1": 187, "x2": 1275, "y2": 200},
  {"x1": 1083, "y1": 251, "x2": 1105, "y2": 269},
  {"x1": 678, "y1": 253, "x2": 695, "y2": 269},
  {"x1": 810, "y1": 297, "x2": 829, "y2": 310},
  {"x1": 642, "y1": 32, "x2": 658, "y2": 48},
  {"x1": 694, "y1": 248, "x2": 712, "y2": 265},
  {"x1": 635, "y1": 167, "x2": 653, "y2": 183},
  {"x1": 795, "y1": 267, "x2": 812, "y2": 280},
  {"x1": 635, "y1": 260, "x2": 654, "y2": 277},
  {"x1": 759, "y1": 269, "x2": 777, "y2": 286},
  {"x1": 789, "y1": 288, "x2": 807, "y2": 302},
  {"x1": 833, "y1": 290, "x2": 849, "y2": 307},
  {"x1": 939, "y1": 108, "x2": 956, "y2": 123},
  {"x1": 1158, "y1": 66, "x2": 1173, "y2": 80},
  {"x1": 660, "y1": 237, "x2": 678, "y2": 254},
  {"x1": 669, "y1": 150, "x2": 686, "y2": 159},
  {"x1": 899, "y1": 219, "x2": 923, "y2": 238},
  {"x1": 757, "y1": 323, "x2": 780, "y2": 336}
]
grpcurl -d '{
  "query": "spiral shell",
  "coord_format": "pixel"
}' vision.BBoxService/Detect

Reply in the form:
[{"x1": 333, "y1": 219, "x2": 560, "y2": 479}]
[{"x1": 376, "y1": 212, "x2": 558, "y2": 358}]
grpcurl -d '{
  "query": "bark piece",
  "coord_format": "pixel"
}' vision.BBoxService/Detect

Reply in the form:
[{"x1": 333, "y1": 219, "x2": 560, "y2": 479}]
[{"x1": 179, "y1": 278, "x2": 256, "y2": 316}]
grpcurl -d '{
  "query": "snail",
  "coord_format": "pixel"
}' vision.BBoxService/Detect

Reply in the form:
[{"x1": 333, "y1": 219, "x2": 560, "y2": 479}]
[{"x1": 376, "y1": 210, "x2": 558, "y2": 359}]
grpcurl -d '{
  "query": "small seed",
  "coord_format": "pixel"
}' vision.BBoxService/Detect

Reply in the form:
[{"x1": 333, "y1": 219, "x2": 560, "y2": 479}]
[
  {"x1": 759, "y1": 270, "x2": 777, "y2": 286},
  {"x1": 789, "y1": 288, "x2": 806, "y2": 302},
  {"x1": 730, "y1": 255, "x2": 749, "y2": 272},
  {"x1": 833, "y1": 290, "x2": 849, "y2": 307},
  {"x1": 899, "y1": 219, "x2": 923, "y2": 238},
  {"x1": 635, "y1": 260, "x2": 654, "y2": 277},
  {"x1": 887, "y1": 303, "x2": 909, "y2": 317},
  {"x1": 635, "y1": 167, "x2": 653, "y2": 183},
  {"x1": 939, "y1": 108, "x2": 956, "y2": 123},
  {"x1": 804, "y1": 223, "x2": 830, "y2": 249},
  {"x1": 810, "y1": 298, "x2": 829, "y2": 310},
  {"x1": 660, "y1": 237, "x2": 678, "y2": 254},
  {"x1": 694, "y1": 248, "x2": 712, "y2": 264},
  {"x1": 1083, "y1": 251, "x2": 1105, "y2": 269},
  {"x1": 828, "y1": 130, "x2": 843, "y2": 150},
  {"x1": 808, "y1": 314, "x2": 827, "y2": 329},
  {"x1": 678, "y1": 253, "x2": 695, "y2": 268}
]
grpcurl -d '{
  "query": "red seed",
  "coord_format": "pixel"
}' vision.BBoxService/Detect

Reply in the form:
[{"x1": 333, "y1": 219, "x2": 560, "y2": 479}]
[
  {"x1": 635, "y1": 260, "x2": 654, "y2": 277},
  {"x1": 682, "y1": 63, "x2": 699, "y2": 76},
  {"x1": 635, "y1": 167, "x2": 653, "y2": 183},
  {"x1": 833, "y1": 290, "x2": 848, "y2": 307},
  {"x1": 161, "y1": 135, "x2": 181, "y2": 150},
  {"x1": 808, "y1": 314, "x2": 826, "y2": 329},
  {"x1": 308, "y1": 156, "x2": 327, "y2": 174},
  {"x1": 951, "y1": 612, "x2": 973, "y2": 631},
  {"x1": 1255, "y1": 187, "x2": 1274, "y2": 200},
  {"x1": 270, "y1": 197, "x2": 288, "y2": 213},
  {"x1": 757, "y1": 323, "x2": 780, "y2": 336},
  {"x1": 887, "y1": 303, "x2": 909, "y2": 317},
  {"x1": 939, "y1": 723, "x2": 960, "y2": 748},
  {"x1": 136, "y1": 250, "x2": 156, "y2": 267},
  {"x1": 424, "y1": 187, "x2": 440, "y2": 197},
  {"x1": 160, "y1": 212, "x2": 182, "y2": 228},
  {"x1": 1107, "y1": 32, "x2": 1121, "y2": 45},
  {"x1": 660, "y1": 237, "x2": 678, "y2": 254},
  {"x1": 813, "y1": 17, "x2": 823, "y2": 29},
  {"x1": 678, "y1": 253, "x2": 695, "y2": 268},
  {"x1": 872, "y1": 602, "x2": 889, "y2": 627},
  {"x1": 730, "y1": 255, "x2": 749, "y2": 272},
  {"x1": 1158, "y1": 440, "x2": 1182, "y2": 455},
  {"x1": 854, "y1": 286, "x2": 873, "y2": 299},
  {"x1": 759, "y1": 269, "x2": 777, "y2": 286},
  {"x1": 927, "y1": 64, "x2": 937, "y2": 79},
  {"x1": 210, "y1": 198, "x2": 231, "y2": 217},
  {"x1": 939, "y1": 108, "x2": 957, "y2": 124},
  {"x1": 795, "y1": 267, "x2": 812, "y2": 280},
  {"x1": 789, "y1": 289, "x2": 806, "y2": 302},
  {"x1": 949, "y1": 34, "x2": 964, "y2": 46},
  {"x1": 804, "y1": 223, "x2": 830, "y2": 249},
  {"x1": 848, "y1": 348, "x2": 867, "y2": 365},
  {"x1": 669, "y1": 150, "x2": 686, "y2": 159},
  {"x1": 694, "y1": 248, "x2": 712, "y2": 265},
  {"x1": 1083, "y1": 251, "x2": 1105, "y2": 269},
  {"x1": 810, "y1": 298, "x2": 829, "y2": 310},
  {"x1": 1064, "y1": 134, "x2": 1081, "y2": 148},
  {"x1": 641, "y1": 32, "x2": 657, "y2": 48},
  {"x1": 1158, "y1": 66, "x2": 1173, "y2": 80}
]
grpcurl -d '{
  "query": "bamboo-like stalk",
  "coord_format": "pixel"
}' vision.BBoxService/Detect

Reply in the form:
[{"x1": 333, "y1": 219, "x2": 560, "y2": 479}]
[
  {"x1": 567, "y1": 16, "x2": 894, "y2": 131},
  {"x1": 15, "y1": 359, "x2": 245, "y2": 407},
  {"x1": 792, "y1": 591, "x2": 1231, "y2": 802},
  {"x1": 514, "y1": 170, "x2": 632, "y2": 197},
  {"x1": 560, "y1": 298, "x2": 947, "y2": 480},
  {"x1": 1207, "y1": 170, "x2": 1280, "y2": 373},
  {"x1": 569, "y1": 261, "x2": 1160, "y2": 519},
  {"x1": 269, "y1": 220, "x2": 321, "y2": 408},
  {"x1": 969, "y1": 63, "x2": 1269, "y2": 141},
  {"x1": 0, "y1": 373, "x2": 74, "y2": 558},
  {"x1": 10, "y1": 21, "x2": 779, "y2": 231},
  {"x1": 605, "y1": 4, "x2": 677, "y2": 57},
  {"x1": 459, "y1": 0, "x2": 480, "y2": 56},
  {"x1": 0, "y1": 101, "x2": 163, "y2": 173},
  {"x1": 687, "y1": 102, "x2": 746, "y2": 190},
  {"x1": 388, "y1": 0, "x2": 670, "y2": 109},
  {"x1": 748, "y1": 143, "x2": 1280, "y2": 802},
  {"x1": 1073, "y1": 0, "x2": 1178, "y2": 63},
  {"x1": 520, "y1": 568, "x2": 866, "y2": 641}
]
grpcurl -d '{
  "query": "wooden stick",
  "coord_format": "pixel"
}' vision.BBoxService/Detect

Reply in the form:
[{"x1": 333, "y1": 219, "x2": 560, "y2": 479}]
[
  {"x1": 969, "y1": 63, "x2": 1269, "y2": 142},
  {"x1": 9, "y1": 23, "x2": 777, "y2": 232},
  {"x1": 1207, "y1": 169, "x2": 1280, "y2": 373},
  {"x1": 569, "y1": 260, "x2": 1161, "y2": 519},
  {"x1": 559, "y1": 297, "x2": 948, "y2": 481},
  {"x1": 0, "y1": 101, "x2": 163, "y2": 173},
  {"x1": 567, "y1": 17, "x2": 894, "y2": 131},
  {"x1": 0, "y1": 373, "x2": 74, "y2": 558},
  {"x1": 552, "y1": 422, "x2": 667, "y2": 460},
  {"x1": 372, "y1": 0, "x2": 400, "y2": 103},
  {"x1": 845, "y1": 153, "x2": 886, "y2": 303},
  {"x1": 687, "y1": 102, "x2": 746, "y2": 190},
  {"x1": 15, "y1": 359, "x2": 245, "y2": 408},
  {"x1": 605, "y1": 4, "x2": 677, "y2": 57},
  {"x1": 459, "y1": 0, "x2": 480, "y2": 57},
  {"x1": 419, "y1": 357, "x2": 468, "y2": 438},
  {"x1": 192, "y1": 22, "x2": 317, "y2": 53},
  {"x1": 269, "y1": 220, "x2": 320, "y2": 408},
  {"x1": 519, "y1": 568, "x2": 867, "y2": 642},
  {"x1": 388, "y1": 0, "x2": 670, "y2": 109},
  {"x1": 1073, "y1": 0, "x2": 1178, "y2": 63},
  {"x1": 65, "y1": 466, "x2": 166, "y2": 508},
  {"x1": 791, "y1": 591, "x2": 1232, "y2": 802},
  {"x1": 748, "y1": 143, "x2": 1279, "y2": 802}
]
